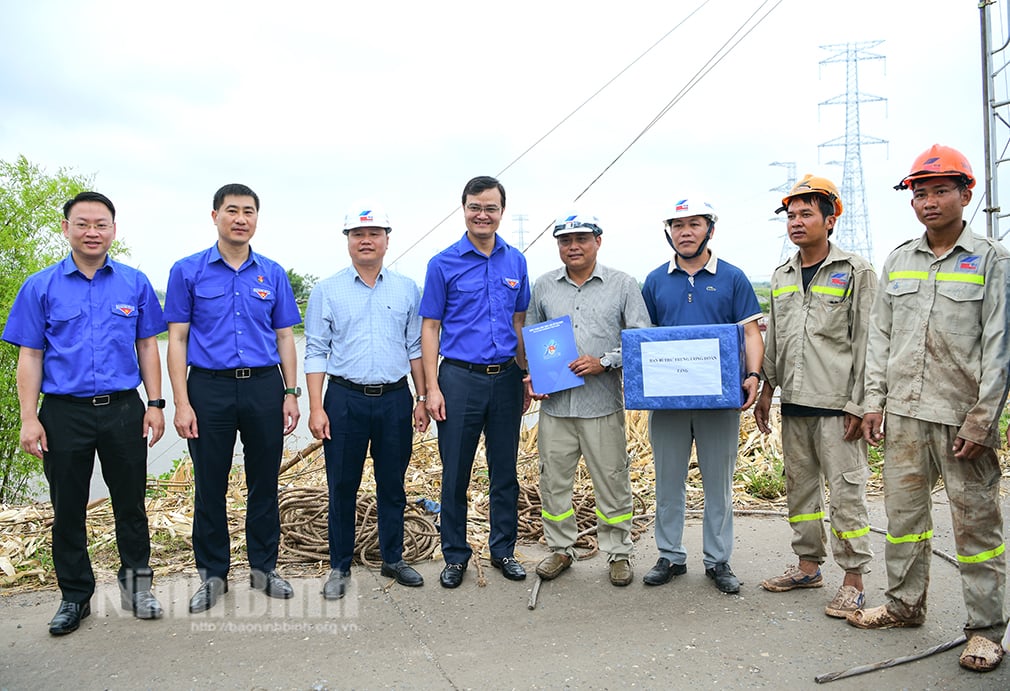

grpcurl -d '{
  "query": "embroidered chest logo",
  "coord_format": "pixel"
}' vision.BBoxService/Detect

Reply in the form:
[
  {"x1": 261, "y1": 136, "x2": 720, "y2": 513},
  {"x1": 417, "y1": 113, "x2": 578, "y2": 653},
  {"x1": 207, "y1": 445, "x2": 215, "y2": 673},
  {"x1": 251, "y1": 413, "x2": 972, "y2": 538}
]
[
  {"x1": 254, "y1": 289, "x2": 271, "y2": 300},
  {"x1": 705, "y1": 286, "x2": 716, "y2": 291},
  {"x1": 829, "y1": 272, "x2": 849, "y2": 288},
  {"x1": 504, "y1": 278, "x2": 519, "y2": 288},
  {"x1": 957, "y1": 254, "x2": 980, "y2": 272},
  {"x1": 115, "y1": 304, "x2": 136, "y2": 316}
]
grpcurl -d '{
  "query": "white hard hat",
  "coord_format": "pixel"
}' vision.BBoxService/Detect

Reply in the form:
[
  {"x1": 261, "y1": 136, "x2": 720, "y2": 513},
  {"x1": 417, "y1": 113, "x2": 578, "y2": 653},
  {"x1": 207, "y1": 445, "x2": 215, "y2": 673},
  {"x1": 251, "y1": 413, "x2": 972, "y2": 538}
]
[
  {"x1": 343, "y1": 201, "x2": 392, "y2": 234},
  {"x1": 663, "y1": 198, "x2": 718, "y2": 225},
  {"x1": 552, "y1": 212, "x2": 603, "y2": 237}
]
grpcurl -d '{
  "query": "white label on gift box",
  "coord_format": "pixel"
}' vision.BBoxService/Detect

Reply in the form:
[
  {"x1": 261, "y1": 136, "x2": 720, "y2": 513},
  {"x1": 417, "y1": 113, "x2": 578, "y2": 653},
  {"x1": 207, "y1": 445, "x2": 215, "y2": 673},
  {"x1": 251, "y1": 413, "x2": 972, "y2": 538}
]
[{"x1": 641, "y1": 338, "x2": 722, "y2": 397}]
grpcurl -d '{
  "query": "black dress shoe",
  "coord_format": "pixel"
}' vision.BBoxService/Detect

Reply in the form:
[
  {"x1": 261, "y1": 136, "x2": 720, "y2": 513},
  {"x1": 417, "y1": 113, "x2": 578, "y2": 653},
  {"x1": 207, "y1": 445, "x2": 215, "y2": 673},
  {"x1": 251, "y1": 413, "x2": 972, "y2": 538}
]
[
  {"x1": 380, "y1": 560, "x2": 424, "y2": 587},
  {"x1": 120, "y1": 587, "x2": 164, "y2": 620},
  {"x1": 643, "y1": 557, "x2": 687, "y2": 586},
  {"x1": 250, "y1": 570, "x2": 294, "y2": 599},
  {"x1": 490, "y1": 556, "x2": 527, "y2": 581},
  {"x1": 439, "y1": 562, "x2": 466, "y2": 588},
  {"x1": 323, "y1": 569, "x2": 350, "y2": 600},
  {"x1": 189, "y1": 577, "x2": 228, "y2": 613},
  {"x1": 49, "y1": 600, "x2": 90, "y2": 635},
  {"x1": 705, "y1": 562, "x2": 741, "y2": 594}
]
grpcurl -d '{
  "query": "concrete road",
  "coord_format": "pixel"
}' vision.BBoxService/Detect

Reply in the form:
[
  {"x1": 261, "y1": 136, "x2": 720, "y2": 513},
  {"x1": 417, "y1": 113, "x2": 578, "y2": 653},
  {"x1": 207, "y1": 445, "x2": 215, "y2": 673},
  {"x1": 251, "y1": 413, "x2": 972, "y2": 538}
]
[{"x1": 2, "y1": 493, "x2": 1008, "y2": 690}]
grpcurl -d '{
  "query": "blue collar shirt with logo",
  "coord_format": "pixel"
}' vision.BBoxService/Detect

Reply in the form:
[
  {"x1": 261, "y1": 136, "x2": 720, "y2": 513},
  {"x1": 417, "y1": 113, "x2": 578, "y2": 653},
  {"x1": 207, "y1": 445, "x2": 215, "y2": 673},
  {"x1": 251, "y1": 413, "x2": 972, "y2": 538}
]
[
  {"x1": 303, "y1": 266, "x2": 421, "y2": 384},
  {"x1": 642, "y1": 251, "x2": 762, "y2": 328},
  {"x1": 2, "y1": 254, "x2": 167, "y2": 396},
  {"x1": 163, "y1": 244, "x2": 301, "y2": 369},
  {"x1": 419, "y1": 232, "x2": 530, "y2": 363}
]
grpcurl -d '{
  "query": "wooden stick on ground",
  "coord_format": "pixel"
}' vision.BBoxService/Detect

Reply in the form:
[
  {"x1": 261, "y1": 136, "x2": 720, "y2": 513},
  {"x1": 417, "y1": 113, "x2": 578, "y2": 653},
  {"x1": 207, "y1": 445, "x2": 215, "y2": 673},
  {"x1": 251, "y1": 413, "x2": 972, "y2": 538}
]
[
  {"x1": 528, "y1": 575, "x2": 542, "y2": 610},
  {"x1": 814, "y1": 635, "x2": 967, "y2": 683}
]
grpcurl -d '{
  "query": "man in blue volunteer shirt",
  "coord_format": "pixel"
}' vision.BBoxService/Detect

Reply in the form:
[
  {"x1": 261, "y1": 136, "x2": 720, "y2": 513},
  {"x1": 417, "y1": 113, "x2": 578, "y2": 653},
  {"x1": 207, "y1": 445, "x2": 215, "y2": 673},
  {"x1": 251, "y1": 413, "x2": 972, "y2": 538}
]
[
  {"x1": 165, "y1": 183, "x2": 302, "y2": 613},
  {"x1": 4, "y1": 191, "x2": 166, "y2": 635},
  {"x1": 420, "y1": 175, "x2": 530, "y2": 588},
  {"x1": 641, "y1": 197, "x2": 763, "y2": 594},
  {"x1": 304, "y1": 201, "x2": 430, "y2": 600}
]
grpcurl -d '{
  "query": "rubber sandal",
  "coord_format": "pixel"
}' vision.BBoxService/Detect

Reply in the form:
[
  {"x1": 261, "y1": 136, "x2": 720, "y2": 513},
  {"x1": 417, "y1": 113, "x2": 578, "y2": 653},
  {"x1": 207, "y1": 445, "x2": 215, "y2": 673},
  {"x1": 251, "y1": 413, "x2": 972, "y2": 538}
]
[
  {"x1": 959, "y1": 635, "x2": 1004, "y2": 672},
  {"x1": 846, "y1": 604, "x2": 923, "y2": 629}
]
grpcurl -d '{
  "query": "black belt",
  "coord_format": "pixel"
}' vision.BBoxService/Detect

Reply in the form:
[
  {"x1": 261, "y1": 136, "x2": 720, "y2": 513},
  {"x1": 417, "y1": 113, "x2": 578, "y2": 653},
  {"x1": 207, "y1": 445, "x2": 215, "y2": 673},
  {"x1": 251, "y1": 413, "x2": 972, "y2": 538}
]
[
  {"x1": 191, "y1": 365, "x2": 277, "y2": 379},
  {"x1": 329, "y1": 375, "x2": 407, "y2": 396},
  {"x1": 46, "y1": 390, "x2": 135, "y2": 406},
  {"x1": 441, "y1": 357, "x2": 516, "y2": 375}
]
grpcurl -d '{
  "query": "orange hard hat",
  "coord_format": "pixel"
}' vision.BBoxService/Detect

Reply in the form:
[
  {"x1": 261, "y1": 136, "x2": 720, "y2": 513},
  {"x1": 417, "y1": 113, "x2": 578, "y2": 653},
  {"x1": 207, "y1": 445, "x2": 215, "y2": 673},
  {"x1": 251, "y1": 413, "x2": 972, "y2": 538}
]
[
  {"x1": 775, "y1": 174, "x2": 843, "y2": 217},
  {"x1": 894, "y1": 144, "x2": 975, "y2": 191}
]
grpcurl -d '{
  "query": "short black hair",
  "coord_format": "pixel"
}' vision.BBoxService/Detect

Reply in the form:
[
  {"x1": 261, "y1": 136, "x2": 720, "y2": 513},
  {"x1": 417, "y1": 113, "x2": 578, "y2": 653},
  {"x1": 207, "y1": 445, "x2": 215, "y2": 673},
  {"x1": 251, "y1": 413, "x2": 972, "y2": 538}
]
[
  {"x1": 213, "y1": 183, "x2": 260, "y2": 211},
  {"x1": 461, "y1": 176, "x2": 506, "y2": 207},
  {"x1": 787, "y1": 192, "x2": 835, "y2": 222},
  {"x1": 63, "y1": 191, "x2": 116, "y2": 220}
]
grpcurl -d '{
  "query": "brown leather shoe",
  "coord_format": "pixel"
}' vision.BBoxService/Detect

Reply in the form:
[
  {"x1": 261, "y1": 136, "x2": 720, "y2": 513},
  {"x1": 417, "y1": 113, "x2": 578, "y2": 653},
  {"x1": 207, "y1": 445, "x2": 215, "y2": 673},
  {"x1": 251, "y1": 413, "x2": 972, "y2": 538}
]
[
  {"x1": 535, "y1": 552, "x2": 573, "y2": 580},
  {"x1": 609, "y1": 558, "x2": 633, "y2": 587}
]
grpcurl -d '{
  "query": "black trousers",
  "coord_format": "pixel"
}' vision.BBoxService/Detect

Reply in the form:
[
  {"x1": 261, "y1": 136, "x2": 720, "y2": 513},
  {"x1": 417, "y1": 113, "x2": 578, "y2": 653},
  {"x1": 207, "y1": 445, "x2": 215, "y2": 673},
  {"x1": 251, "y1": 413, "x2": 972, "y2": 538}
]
[
  {"x1": 322, "y1": 382, "x2": 413, "y2": 572},
  {"x1": 187, "y1": 367, "x2": 284, "y2": 580},
  {"x1": 40, "y1": 392, "x2": 151, "y2": 603}
]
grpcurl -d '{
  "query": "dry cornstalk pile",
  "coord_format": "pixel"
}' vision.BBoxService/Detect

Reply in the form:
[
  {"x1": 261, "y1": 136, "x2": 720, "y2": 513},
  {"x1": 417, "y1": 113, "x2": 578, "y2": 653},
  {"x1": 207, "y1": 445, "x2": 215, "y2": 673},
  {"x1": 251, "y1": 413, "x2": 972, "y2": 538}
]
[{"x1": 4, "y1": 405, "x2": 999, "y2": 592}]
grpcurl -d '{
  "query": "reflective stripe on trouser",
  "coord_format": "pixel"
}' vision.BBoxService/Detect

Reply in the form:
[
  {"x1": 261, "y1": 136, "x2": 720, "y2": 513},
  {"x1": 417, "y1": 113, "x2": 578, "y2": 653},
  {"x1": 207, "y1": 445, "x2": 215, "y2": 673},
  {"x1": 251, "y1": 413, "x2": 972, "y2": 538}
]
[
  {"x1": 649, "y1": 408, "x2": 739, "y2": 568},
  {"x1": 781, "y1": 415, "x2": 873, "y2": 573},
  {"x1": 538, "y1": 411, "x2": 633, "y2": 560},
  {"x1": 882, "y1": 414, "x2": 1007, "y2": 638}
]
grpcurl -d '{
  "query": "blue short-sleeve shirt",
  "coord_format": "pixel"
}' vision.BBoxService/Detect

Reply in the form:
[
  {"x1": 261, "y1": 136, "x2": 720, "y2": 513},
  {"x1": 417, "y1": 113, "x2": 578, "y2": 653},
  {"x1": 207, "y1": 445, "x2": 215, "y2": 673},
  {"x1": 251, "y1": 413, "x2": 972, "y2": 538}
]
[
  {"x1": 419, "y1": 233, "x2": 530, "y2": 363},
  {"x1": 163, "y1": 244, "x2": 300, "y2": 369},
  {"x1": 642, "y1": 252, "x2": 762, "y2": 327},
  {"x1": 2, "y1": 254, "x2": 167, "y2": 396}
]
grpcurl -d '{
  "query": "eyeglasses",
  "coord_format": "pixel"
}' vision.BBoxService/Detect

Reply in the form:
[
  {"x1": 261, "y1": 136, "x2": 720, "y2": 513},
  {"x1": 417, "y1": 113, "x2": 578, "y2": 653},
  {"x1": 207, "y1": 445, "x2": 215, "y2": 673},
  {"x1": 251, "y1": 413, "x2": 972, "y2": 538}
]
[
  {"x1": 465, "y1": 204, "x2": 501, "y2": 215},
  {"x1": 71, "y1": 221, "x2": 113, "y2": 231}
]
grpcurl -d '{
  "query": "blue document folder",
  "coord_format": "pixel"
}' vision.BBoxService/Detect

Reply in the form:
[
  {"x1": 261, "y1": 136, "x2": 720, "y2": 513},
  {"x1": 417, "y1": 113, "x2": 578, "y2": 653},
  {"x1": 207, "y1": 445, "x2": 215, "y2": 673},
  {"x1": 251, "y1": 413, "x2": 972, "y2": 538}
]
[{"x1": 522, "y1": 315, "x2": 585, "y2": 395}]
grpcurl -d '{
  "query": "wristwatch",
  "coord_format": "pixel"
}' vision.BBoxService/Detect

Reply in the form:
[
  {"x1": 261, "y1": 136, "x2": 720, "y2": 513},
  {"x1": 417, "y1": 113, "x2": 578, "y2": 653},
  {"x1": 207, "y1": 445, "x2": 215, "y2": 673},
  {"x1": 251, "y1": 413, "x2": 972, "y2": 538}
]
[
  {"x1": 600, "y1": 354, "x2": 613, "y2": 372},
  {"x1": 745, "y1": 372, "x2": 761, "y2": 382},
  {"x1": 147, "y1": 399, "x2": 166, "y2": 409},
  {"x1": 284, "y1": 387, "x2": 302, "y2": 397},
  {"x1": 416, "y1": 395, "x2": 427, "y2": 403}
]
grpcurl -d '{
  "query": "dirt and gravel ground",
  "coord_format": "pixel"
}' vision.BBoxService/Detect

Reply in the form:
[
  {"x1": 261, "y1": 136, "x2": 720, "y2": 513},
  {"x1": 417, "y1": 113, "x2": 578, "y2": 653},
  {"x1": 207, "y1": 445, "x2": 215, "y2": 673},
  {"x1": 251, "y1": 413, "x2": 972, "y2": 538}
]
[{"x1": 2, "y1": 491, "x2": 1009, "y2": 690}]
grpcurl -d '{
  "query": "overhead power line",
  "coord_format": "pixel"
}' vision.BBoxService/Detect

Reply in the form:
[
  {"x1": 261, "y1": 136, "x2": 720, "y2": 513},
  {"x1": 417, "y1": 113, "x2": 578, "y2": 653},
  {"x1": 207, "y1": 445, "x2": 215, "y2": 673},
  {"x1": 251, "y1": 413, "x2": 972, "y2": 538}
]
[
  {"x1": 388, "y1": 0, "x2": 712, "y2": 267},
  {"x1": 524, "y1": 0, "x2": 785, "y2": 253}
]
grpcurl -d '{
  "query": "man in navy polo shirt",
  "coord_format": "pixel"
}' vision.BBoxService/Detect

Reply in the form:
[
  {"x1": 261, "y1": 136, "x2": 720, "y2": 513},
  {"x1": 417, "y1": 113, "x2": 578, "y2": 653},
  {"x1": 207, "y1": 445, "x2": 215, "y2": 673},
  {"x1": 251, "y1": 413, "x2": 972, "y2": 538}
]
[
  {"x1": 305, "y1": 201, "x2": 430, "y2": 600},
  {"x1": 165, "y1": 183, "x2": 302, "y2": 613},
  {"x1": 420, "y1": 175, "x2": 530, "y2": 588},
  {"x1": 641, "y1": 197, "x2": 763, "y2": 594},
  {"x1": 4, "y1": 191, "x2": 166, "y2": 635}
]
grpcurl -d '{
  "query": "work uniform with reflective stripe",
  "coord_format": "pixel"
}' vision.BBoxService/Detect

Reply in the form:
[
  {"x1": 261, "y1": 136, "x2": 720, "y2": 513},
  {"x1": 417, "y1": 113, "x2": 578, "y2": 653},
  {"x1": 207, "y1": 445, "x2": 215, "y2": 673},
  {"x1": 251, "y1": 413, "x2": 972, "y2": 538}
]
[
  {"x1": 762, "y1": 243, "x2": 875, "y2": 574},
  {"x1": 864, "y1": 223, "x2": 1010, "y2": 640}
]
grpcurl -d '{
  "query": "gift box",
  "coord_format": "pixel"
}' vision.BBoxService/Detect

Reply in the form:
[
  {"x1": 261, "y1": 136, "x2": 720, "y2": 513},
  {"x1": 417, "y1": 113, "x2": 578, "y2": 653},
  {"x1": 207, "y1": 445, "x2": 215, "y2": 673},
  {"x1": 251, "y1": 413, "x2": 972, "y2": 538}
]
[{"x1": 622, "y1": 324, "x2": 745, "y2": 410}]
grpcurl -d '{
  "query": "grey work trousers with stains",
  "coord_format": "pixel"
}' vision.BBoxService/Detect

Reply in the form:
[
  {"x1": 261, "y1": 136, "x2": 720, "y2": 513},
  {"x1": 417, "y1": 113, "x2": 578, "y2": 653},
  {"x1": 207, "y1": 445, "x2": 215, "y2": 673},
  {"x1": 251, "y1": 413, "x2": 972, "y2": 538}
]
[{"x1": 882, "y1": 413, "x2": 1007, "y2": 641}]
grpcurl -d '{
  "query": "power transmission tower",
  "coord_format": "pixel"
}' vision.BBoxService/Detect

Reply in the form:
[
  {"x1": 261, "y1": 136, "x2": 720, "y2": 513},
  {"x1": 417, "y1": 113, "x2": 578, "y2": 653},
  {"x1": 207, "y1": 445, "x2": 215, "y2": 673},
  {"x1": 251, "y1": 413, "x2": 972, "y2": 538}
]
[
  {"x1": 980, "y1": 0, "x2": 1010, "y2": 240},
  {"x1": 818, "y1": 41, "x2": 888, "y2": 262},
  {"x1": 512, "y1": 214, "x2": 528, "y2": 251},
  {"x1": 769, "y1": 161, "x2": 797, "y2": 263}
]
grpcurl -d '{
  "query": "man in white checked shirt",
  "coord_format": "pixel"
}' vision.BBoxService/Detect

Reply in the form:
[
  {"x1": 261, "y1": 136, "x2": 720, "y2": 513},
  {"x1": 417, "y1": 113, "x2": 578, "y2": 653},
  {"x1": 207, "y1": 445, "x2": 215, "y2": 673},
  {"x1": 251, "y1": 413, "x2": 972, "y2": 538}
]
[{"x1": 304, "y1": 201, "x2": 430, "y2": 600}]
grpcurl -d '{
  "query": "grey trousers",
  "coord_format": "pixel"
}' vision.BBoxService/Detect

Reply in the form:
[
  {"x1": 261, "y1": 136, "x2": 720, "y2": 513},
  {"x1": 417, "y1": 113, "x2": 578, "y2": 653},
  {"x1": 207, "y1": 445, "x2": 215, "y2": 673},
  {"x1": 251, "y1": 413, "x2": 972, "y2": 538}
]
[{"x1": 649, "y1": 408, "x2": 739, "y2": 568}]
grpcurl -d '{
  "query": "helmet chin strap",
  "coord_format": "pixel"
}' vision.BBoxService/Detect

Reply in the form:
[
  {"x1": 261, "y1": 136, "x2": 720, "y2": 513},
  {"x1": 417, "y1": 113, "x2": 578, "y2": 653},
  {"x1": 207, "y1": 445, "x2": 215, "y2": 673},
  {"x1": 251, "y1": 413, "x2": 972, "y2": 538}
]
[{"x1": 666, "y1": 221, "x2": 714, "y2": 259}]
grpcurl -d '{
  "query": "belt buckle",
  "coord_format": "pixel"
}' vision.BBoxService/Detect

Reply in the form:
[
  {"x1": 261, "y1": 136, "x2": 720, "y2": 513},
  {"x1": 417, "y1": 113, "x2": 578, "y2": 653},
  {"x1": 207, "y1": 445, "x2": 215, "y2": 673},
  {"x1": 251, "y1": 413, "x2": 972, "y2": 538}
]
[
  {"x1": 235, "y1": 368, "x2": 252, "y2": 379},
  {"x1": 363, "y1": 385, "x2": 383, "y2": 397},
  {"x1": 92, "y1": 394, "x2": 111, "y2": 406},
  {"x1": 485, "y1": 364, "x2": 501, "y2": 375}
]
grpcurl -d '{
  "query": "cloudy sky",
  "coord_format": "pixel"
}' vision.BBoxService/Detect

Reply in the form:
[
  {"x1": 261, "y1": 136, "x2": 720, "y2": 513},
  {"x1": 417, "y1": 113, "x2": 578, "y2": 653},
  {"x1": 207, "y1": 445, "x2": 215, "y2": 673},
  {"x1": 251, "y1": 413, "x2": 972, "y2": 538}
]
[{"x1": 0, "y1": 0, "x2": 998, "y2": 289}]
